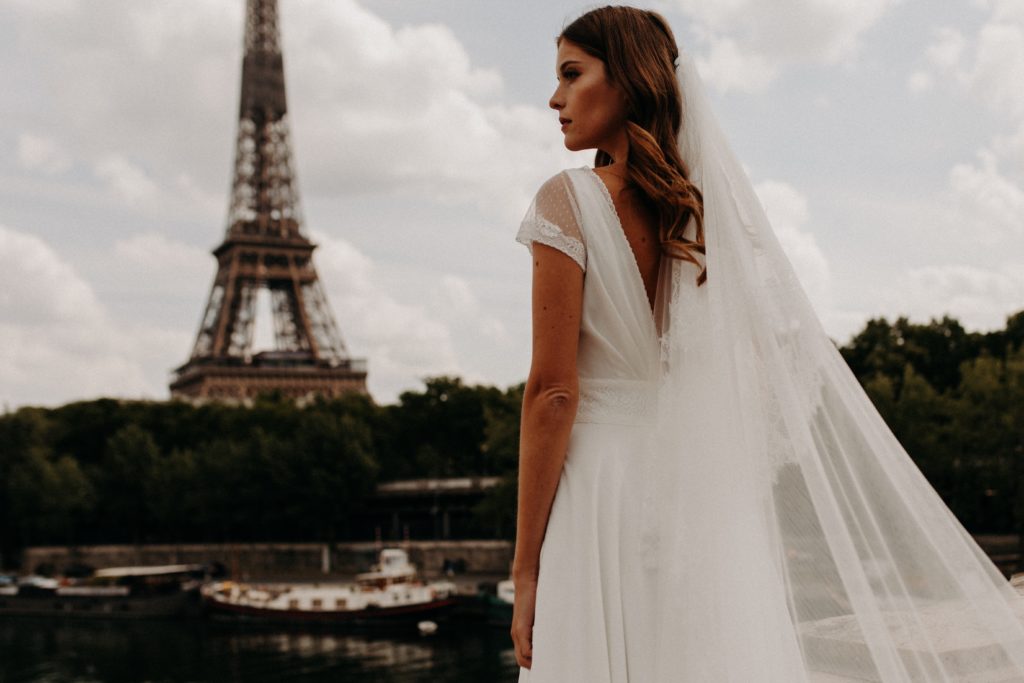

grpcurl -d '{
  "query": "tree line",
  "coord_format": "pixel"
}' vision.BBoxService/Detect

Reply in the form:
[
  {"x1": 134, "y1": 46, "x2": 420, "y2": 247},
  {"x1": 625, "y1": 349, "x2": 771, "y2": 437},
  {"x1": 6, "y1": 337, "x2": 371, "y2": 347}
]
[
  {"x1": 840, "y1": 312, "x2": 1024, "y2": 538},
  {"x1": 0, "y1": 377, "x2": 523, "y2": 568},
  {"x1": 0, "y1": 311, "x2": 1021, "y2": 569}
]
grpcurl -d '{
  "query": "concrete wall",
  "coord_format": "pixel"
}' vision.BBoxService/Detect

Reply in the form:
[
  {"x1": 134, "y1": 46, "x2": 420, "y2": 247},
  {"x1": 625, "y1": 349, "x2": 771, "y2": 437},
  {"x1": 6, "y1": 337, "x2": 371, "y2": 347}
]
[
  {"x1": 20, "y1": 540, "x2": 514, "y2": 581},
  {"x1": 22, "y1": 535, "x2": 1021, "y2": 580}
]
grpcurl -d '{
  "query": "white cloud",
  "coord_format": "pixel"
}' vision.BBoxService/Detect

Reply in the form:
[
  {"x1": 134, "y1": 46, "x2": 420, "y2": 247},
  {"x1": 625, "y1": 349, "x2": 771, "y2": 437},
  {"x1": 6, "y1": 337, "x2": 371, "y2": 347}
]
[
  {"x1": 925, "y1": 27, "x2": 966, "y2": 71},
  {"x1": 4, "y1": 0, "x2": 578, "y2": 229},
  {"x1": 434, "y1": 274, "x2": 479, "y2": 318},
  {"x1": 907, "y1": 70, "x2": 933, "y2": 93},
  {"x1": 0, "y1": 224, "x2": 174, "y2": 407},
  {"x1": 995, "y1": 121, "x2": 1024, "y2": 177},
  {"x1": 3, "y1": 0, "x2": 80, "y2": 14},
  {"x1": 673, "y1": 0, "x2": 897, "y2": 91},
  {"x1": 754, "y1": 180, "x2": 832, "y2": 313},
  {"x1": 306, "y1": 231, "x2": 520, "y2": 401},
  {"x1": 112, "y1": 232, "x2": 213, "y2": 296},
  {"x1": 917, "y1": 4, "x2": 1024, "y2": 244},
  {"x1": 283, "y1": 0, "x2": 578, "y2": 222},
  {"x1": 879, "y1": 264, "x2": 1024, "y2": 332},
  {"x1": 696, "y1": 37, "x2": 780, "y2": 94},
  {"x1": 949, "y1": 149, "x2": 1024, "y2": 241},
  {"x1": 94, "y1": 154, "x2": 160, "y2": 206},
  {"x1": 981, "y1": 0, "x2": 1024, "y2": 24},
  {"x1": 4, "y1": 1, "x2": 242, "y2": 189},
  {"x1": 921, "y1": 12, "x2": 1024, "y2": 117},
  {"x1": 0, "y1": 224, "x2": 101, "y2": 326},
  {"x1": 971, "y1": 21, "x2": 1024, "y2": 116},
  {"x1": 17, "y1": 133, "x2": 72, "y2": 175},
  {"x1": 309, "y1": 230, "x2": 462, "y2": 401},
  {"x1": 429, "y1": 273, "x2": 513, "y2": 357}
]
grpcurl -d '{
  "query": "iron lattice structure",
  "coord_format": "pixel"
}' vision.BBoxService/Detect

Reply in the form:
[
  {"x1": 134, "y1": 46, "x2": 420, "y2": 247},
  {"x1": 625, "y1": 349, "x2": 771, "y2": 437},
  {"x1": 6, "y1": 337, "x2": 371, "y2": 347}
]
[{"x1": 171, "y1": 0, "x2": 367, "y2": 401}]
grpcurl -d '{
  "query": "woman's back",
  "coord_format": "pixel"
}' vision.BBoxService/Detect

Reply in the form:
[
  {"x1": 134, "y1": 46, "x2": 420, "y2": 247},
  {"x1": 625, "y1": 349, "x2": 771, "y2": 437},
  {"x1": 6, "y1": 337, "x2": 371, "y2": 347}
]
[
  {"x1": 591, "y1": 166, "x2": 662, "y2": 317},
  {"x1": 517, "y1": 167, "x2": 662, "y2": 394}
]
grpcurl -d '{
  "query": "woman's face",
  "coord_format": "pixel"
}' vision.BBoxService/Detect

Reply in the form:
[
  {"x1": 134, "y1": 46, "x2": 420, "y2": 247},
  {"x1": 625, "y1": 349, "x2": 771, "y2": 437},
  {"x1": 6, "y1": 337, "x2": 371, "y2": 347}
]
[{"x1": 549, "y1": 40, "x2": 629, "y2": 157}]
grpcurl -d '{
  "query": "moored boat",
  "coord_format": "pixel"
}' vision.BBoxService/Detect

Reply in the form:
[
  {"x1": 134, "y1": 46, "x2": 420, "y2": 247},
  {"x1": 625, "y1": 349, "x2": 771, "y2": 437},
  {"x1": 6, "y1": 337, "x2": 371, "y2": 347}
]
[
  {"x1": 0, "y1": 564, "x2": 211, "y2": 618},
  {"x1": 201, "y1": 548, "x2": 458, "y2": 628},
  {"x1": 475, "y1": 577, "x2": 514, "y2": 627}
]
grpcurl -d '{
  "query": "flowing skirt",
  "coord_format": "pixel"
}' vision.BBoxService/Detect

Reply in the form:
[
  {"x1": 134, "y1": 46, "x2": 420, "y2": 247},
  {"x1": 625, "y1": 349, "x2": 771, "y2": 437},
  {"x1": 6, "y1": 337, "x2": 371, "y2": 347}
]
[{"x1": 518, "y1": 421, "x2": 660, "y2": 682}]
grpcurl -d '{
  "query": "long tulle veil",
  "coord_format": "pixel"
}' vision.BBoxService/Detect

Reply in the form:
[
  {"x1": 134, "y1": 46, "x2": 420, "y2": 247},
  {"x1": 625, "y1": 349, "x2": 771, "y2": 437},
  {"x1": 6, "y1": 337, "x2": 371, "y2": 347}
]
[{"x1": 648, "y1": 50, "x2": 1024, "y2": 681}]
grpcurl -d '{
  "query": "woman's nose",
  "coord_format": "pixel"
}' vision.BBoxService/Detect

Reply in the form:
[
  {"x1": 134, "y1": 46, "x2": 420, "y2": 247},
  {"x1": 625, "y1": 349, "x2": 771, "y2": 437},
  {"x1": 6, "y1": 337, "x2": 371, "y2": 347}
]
[{"x1": 549, "y1": 89, "x2": 563, "y2": 111}]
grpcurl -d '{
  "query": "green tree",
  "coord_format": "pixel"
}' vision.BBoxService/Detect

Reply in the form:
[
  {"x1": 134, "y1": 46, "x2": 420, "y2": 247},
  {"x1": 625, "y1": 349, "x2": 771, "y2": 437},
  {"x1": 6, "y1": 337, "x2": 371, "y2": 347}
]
[
  {"x1": 99, "y1": 425, "x2": 159, "y2": 543},
  {"x1": 291, "y1": 410, "x2": 379, "y2": 542},
  {"x1": 148, "y1": 448, "x2": 199, "y2": 542},
  {"x1": 474, "y1": 383, "x2": 524, "y2": 539},
  {"x1": 949, "y1": 354, "x2": 1016, "y2": 531},
  {"x1": 383, "y1": 376, "x2": 494, "y2": 480},
  {"x1": 45, "y1": 455, "x2": 95, "y2": 544},
  {"x1": 890, "y1": 366, "x2": 955, "y2": 502},
  {"x1": 842, "y1": 316, "x2": 982, "y2": 394}
]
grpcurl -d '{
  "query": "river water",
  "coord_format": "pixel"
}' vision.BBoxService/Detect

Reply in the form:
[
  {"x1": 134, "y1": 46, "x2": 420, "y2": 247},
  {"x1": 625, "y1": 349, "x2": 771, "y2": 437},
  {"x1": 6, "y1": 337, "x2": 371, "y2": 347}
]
[{"x1": 0, "y1": 618, "x2": 521, "y2": 682}]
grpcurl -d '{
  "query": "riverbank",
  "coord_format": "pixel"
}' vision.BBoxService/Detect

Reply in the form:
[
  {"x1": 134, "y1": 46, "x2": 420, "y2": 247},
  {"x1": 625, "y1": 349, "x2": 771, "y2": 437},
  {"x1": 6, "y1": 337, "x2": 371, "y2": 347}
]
[
  {"x1": 18, "y1": 540, "x2": 515, "y2": 582},
  {"x1": 16, "y1": 534, "x2": 1022, "y2": 581}
]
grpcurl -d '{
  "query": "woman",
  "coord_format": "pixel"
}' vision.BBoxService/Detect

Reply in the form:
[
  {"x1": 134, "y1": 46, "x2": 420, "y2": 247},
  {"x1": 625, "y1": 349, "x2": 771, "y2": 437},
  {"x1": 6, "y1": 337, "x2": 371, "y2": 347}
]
[{"x1": 512, "y1": 6, "x2": 1024, "y2": 682}]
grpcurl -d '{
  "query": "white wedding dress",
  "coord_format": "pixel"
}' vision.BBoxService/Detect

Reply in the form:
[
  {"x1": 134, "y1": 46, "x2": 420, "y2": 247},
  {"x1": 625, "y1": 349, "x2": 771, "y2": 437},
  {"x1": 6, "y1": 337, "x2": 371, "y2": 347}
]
[
  {"x1": 514, "y1": 53, "x2": 1024, "y2": 683},
  {"x1": 516, "y1": 166, "x2": 666, "y2": 682}
]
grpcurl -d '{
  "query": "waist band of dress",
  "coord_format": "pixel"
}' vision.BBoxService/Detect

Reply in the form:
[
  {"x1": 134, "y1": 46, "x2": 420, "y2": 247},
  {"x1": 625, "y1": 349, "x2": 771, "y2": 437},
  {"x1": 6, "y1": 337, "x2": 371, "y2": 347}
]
[{"x1": 575, "y1": 377, "x2": 658, "y2": 426}]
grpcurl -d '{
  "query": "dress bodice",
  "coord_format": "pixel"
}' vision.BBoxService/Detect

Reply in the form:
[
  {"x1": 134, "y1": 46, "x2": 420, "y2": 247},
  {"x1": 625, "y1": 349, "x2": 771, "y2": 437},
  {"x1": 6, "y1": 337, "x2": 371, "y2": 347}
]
[{"x1": 517, "y1": 167, "x2": 664, "y2": 425}]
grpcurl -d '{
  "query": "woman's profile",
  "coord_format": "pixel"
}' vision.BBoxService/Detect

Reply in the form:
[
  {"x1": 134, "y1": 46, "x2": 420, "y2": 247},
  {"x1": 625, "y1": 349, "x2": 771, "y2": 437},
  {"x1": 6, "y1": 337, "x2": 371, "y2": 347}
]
[{"x1": 511, "y1": 5, "x2": 1024, "y2": 681}]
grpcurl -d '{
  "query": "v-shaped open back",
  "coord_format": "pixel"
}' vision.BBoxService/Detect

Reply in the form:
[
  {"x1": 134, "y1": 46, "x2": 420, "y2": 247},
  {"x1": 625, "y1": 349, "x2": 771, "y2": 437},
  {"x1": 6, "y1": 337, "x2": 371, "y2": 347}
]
[
  {"x1": 582, "y1": 167, "x2": 663, "y2": 327},
  {"x1": 564, "y1": 167, "x2": 662, "y2": 385}
]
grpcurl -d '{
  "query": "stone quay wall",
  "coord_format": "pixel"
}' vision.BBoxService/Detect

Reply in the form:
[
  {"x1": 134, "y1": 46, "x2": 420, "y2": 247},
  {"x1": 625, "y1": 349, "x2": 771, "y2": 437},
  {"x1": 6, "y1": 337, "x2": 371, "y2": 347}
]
[
  {"x1": 20, "y1": 535, "x2": 1023, "y2": 580},
  {"x1": 21, "y1": 539, "x2": 514, "y2": 581}
]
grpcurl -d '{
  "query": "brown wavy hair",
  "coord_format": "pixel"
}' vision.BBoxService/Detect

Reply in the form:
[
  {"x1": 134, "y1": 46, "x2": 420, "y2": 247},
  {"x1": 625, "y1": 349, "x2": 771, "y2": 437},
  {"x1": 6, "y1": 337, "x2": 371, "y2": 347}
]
[{"x1": 560, "y1": 6, "x2": 706, "y2": 285}]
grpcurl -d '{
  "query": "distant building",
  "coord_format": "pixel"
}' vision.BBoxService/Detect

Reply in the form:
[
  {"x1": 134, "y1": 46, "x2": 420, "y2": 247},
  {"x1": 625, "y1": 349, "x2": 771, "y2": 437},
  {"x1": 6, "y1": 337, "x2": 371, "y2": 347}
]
[{"x1": 356, "y1": 476, "x2": 505, "y2": 541}]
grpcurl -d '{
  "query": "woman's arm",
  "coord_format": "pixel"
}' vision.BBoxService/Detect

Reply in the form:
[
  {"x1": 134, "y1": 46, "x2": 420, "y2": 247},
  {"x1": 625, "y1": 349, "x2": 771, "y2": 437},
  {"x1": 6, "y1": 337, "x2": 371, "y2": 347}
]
[{"x1": 512, "y1": 241, "x2": 584, "y2": 581}]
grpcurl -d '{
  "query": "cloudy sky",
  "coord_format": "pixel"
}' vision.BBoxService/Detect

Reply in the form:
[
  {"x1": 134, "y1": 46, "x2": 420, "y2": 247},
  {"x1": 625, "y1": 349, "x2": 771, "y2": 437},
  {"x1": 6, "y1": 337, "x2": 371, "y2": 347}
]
[{"x1": 1, "y1": 0, "x2": 1022, "y2": 408}]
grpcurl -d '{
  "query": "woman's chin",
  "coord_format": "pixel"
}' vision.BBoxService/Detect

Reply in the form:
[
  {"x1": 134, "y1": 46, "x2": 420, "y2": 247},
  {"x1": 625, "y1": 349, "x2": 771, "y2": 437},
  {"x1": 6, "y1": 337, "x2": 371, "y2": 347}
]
[{"x1": 562, "y1": 138, "x2": 589, "y2": 153}]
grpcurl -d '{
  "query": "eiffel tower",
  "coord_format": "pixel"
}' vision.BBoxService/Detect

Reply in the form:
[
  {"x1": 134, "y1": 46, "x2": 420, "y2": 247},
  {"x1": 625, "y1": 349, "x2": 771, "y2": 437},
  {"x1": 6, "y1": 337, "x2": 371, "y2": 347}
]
[{"x1": 171, "y1": 0, "x2": 367, "y2": 401}]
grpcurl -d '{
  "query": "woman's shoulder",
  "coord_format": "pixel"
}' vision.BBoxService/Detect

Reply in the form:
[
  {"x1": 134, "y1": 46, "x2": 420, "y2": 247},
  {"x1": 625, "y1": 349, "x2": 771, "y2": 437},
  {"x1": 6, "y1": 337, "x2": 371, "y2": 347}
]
[
  {"x1": 538, "y1": 166, "x2": 591, "y2": 185},
  {"x1": 519, "y1": 167, "x2": 589, "y2": 258},
  {"x1": 530, "y1": 166, "x2": 591, "y2": 205}
]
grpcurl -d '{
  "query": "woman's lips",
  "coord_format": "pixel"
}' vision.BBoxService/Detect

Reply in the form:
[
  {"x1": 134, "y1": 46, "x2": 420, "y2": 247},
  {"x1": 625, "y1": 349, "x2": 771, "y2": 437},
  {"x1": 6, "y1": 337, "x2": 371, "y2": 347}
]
[{"x1": 559, "y1": 117, "x2": 571, "y2": 131}]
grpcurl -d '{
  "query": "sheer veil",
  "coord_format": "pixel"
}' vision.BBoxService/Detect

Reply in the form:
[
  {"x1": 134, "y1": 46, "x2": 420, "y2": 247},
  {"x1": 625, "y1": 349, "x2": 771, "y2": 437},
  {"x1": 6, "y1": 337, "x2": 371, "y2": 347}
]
[{"x1": 648, "y1": 50, "x2": 1024, "y2": 681}]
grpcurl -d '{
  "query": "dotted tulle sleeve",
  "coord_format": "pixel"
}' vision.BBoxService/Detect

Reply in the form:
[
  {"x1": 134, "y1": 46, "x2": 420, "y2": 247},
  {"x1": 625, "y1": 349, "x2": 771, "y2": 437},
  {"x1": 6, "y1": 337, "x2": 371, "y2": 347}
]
[{"x1": 515, "y1": 171, "x2": 586, "y2": 271}]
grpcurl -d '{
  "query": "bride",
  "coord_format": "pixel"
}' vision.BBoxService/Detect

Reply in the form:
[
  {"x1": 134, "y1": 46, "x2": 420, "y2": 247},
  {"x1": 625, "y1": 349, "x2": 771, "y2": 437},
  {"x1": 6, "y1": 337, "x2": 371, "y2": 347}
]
[{"x1": 510, "y1": 6, "x2": 1024, "y2": 682}]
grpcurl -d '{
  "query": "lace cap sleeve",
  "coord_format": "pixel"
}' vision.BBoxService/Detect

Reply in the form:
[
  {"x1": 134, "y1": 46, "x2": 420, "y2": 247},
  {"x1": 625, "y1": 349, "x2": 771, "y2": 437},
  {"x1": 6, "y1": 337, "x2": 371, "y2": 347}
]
[{"x1": 515, "y1": 171, "x2": 586, "y2": 271}]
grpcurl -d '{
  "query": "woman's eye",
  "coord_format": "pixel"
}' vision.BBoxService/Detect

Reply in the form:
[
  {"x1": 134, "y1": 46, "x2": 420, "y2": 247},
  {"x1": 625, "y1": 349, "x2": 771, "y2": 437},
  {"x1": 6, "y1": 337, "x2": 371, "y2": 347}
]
[{"x1": 562, "y1": 70, "x2": 580, "y2": 80}]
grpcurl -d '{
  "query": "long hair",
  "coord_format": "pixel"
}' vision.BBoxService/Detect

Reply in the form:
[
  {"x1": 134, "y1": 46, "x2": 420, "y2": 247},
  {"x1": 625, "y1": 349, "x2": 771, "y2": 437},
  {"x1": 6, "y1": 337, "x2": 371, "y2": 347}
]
[{"x1": 560, "y1": 6, "x2": 706, "y2": 285}]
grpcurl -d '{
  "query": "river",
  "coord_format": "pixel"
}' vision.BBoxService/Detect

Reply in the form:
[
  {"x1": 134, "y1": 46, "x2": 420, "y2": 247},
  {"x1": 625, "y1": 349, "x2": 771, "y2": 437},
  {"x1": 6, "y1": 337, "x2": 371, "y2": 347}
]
[{"x1": 0, "y1": 617, "x2": 521, "y2": 682}]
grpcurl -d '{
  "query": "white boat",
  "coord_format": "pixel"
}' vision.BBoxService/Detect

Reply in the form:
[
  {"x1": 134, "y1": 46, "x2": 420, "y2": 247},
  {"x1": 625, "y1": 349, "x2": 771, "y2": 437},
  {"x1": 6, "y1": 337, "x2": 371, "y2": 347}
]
[
  {"x1": 0, "y1": 564, "x2": 209, "y2": 618},
  {"x1": 496, "y1": 578, "x2": 515, "y2": 604},
  {"x1": 202, "y1": 548, "x2": 458, "y2": 627}
]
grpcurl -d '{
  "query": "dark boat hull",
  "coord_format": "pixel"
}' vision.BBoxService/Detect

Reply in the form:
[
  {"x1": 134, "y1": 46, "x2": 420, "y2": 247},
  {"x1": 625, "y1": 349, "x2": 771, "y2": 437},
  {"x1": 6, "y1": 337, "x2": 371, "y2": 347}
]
[
  {"x1": 450, "y1": 593, "x2": 512, "y2": 627},
  {"x1": 203, "y1": 595, "x2": 459, "y2": 629},
  {"x1": 0, "y1": 587, "x2": 202, "y2": 619}
]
